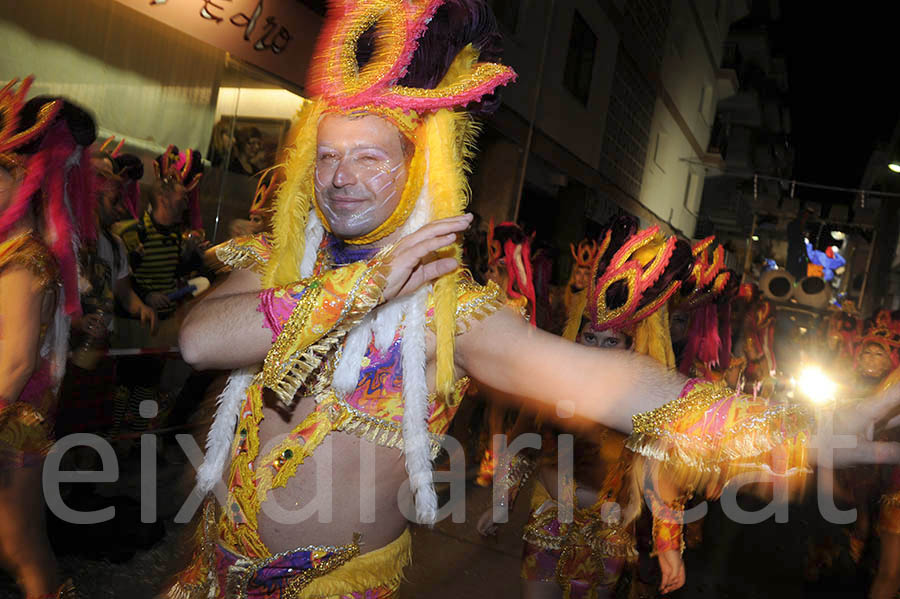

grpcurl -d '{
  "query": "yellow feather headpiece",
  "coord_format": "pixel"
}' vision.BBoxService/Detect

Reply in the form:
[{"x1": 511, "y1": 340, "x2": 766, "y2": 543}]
[{"x1": 265, "y1": 0, "x2": 516, "y2": 401}]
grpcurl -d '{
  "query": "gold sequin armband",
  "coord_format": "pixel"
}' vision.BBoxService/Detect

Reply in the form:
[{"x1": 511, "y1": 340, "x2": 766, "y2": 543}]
[
  {"x1": 646, "y1": 487, "x2": 688, "y2": 556},
  {"x1": 495, "y1": 452, "x2": 538, "y2": 510},
  {"x1": 262, "y1": 252, "x2": 389, "y2": 405},
  {"x1": 213, "y1": 233, "x2": 273, "y2": 274},
  {"x1": 626, "y1": 379, "x2": 813, "y2": 490}
]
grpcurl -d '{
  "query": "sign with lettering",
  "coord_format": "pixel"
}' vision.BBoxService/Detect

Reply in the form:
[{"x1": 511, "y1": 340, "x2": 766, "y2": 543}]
[{"x1": 113, "y1": 0, "x2": 321, "y2": 88}]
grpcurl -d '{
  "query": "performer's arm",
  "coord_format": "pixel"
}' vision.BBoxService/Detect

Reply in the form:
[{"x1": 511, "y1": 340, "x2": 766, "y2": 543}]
[
  {"x1": 181, "y1": 215, "x2": 472, "y2": 372},
  {"x1": 180, "y1": 267, "x2": 271, "y2": 370},
  {"x1": 180, "y1": 258, "x2": 386, "y2": 372},
  {"x1": 456, "y1": 308, "x2": 687, "y2": 433},
  {"x1": 458, "y1": 309, "x2": 900, "y2": 469}
]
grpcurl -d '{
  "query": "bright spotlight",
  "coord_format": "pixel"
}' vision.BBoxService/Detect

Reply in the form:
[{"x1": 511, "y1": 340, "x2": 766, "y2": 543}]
[
  {"x1": 751, "y1": 235, "x2": 760, "y2": 241},
  {"x1": 796, "y1": 365, "x2": 837, "y2": 404},
  {"x1": 890, "y1": 162, "x2": 900, "y2": 173}
]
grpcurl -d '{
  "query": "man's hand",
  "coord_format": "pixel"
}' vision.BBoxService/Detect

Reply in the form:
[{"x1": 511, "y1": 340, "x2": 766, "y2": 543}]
[
  {"x1": 657, "y1": 549, "x2": 685, "y2": 595},
  {"x1": 380, "y1": 214, "x2": 473, "y2": 303},
  {"x1": 138, "y1": 303, "x2": 158, "y2": 334},
  {"x1": 145, "y1": 292, "x2": 172, "y2": 311}
]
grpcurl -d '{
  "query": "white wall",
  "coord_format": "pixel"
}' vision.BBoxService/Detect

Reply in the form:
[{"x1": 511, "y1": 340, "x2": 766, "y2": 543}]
[
  {"x1": 638, "y1": 0, "x2": 727, "y2": 237},
  {"x1": 214, "y1": 87, "x2": 307, "y2": 122},
  {"x1": 0, "y1": 0, "x2": 224, "y2": 154},
  {"x1": 500, "y1": 0, "x2": 620, "y2": 169}
]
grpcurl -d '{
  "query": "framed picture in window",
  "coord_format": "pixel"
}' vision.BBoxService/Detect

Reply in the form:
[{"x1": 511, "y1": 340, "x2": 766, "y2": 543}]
[{"x1": 208, "y1": 116, "x2": 290, "y2": 177}]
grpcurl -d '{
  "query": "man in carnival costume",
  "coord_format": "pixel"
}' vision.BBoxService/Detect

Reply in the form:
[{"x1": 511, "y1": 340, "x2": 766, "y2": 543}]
[
  {"x1": 0, "y1": 75, "x2": 96, "y2": 598},
  {"x1": 672, "y1": 238, "x2": 740, "y2": 382},
  {"x1": 477, "y1": 216, "x2": 695, "y2": 598},
  {"x1": 169, "y1": 2, "x2": 900, "y2": 597}
]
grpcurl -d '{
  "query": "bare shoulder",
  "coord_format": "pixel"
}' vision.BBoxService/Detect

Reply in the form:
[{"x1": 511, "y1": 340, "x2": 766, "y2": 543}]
[
  {"x1": 204, "y1": 266, "x2": 264, "y2": 301},
  {"x1": 455, "y1": 305, "x2": 530, "y2": 366}
]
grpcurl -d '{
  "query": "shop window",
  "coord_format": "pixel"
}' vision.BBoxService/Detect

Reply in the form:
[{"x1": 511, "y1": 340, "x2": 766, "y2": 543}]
[
  {"x1": 202, "y1": 58, "x2": 307, "y2": 242},
  {"x1": 1, "y1": 0, "x2": 310, "y2": 245},
  {"x1": 563, "y1": 11, "x2": 596, "y2": 105}
]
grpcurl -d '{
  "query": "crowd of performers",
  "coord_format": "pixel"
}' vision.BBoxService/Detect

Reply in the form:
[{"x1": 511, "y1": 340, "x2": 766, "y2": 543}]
[
  {"x1": 0, "y1": 73, "x2": 230, "y2": 598},
  {"x1": 3, "y1": 1, "x2": 900, "y2": 598},
  {"x1": 461, "y1": 215, "x2": 900, "y2": 598}
]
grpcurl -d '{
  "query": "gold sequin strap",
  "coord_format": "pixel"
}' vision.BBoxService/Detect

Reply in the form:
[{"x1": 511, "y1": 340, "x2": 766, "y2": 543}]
[
  {"x1": 427, "y1": 270, "x2": 504, "y2": 334},
  {"x1": 214, "y1": 233, "x2": 273, "y2": 274},
  {"x1": 627, "y1": 379, "x2": 813, "y2": 491},
  {"x1": 494, "y1": 452, "x2": 537, "y2": 511},
  {"x1": 262, "y1": 251, "x2": 390, "y2": 406},
  {"x1": 0, "y1": 231, "x2": 57, "y2": 289}
]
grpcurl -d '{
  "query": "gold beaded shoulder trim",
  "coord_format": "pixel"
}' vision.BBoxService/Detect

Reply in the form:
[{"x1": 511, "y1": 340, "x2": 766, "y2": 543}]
[
  {"x1": 426, "y1": 270, "x2": 504, "y2": 334},
  {"x1": 215, "y1": 233, "x2": 273, "y2": 273},
  {"x1": 0, "y1": 232, "x2": 58, "y2": 289}
]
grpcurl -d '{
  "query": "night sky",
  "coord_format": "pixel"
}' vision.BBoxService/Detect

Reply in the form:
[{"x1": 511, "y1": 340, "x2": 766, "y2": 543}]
[{"x1": 781, "y1": 5, "x2": 900, "y2": 202}]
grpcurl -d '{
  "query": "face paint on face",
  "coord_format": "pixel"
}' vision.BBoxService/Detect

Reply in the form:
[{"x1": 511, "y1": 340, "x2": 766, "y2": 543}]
[
  {"x1": 577, "y1": 321, "x2": 628, "y2": 350},
  {"x1": 314, "y1": 114, "x2": 410, "y2": 240}
]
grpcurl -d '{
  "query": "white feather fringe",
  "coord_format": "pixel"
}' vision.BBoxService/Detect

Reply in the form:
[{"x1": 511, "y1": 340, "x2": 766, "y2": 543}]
[
  {"x1": 373, "y1": 302, "x2": 404, "y2": 351},
  {"x1": 299, "y1": 211, "x2": 324, "y2": 279},
  {"x1": 401, "y1": 287, "x2": 437, "y2": 524},
  {"x1": 196, "y1": 367, "x2": 257, "y2": 494},
  {"x1": 331, "y1": 312, "x2": 375, "y2": 398}
]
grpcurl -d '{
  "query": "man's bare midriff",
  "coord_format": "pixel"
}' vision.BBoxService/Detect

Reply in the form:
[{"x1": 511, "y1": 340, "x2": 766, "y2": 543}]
[{"x1": 253, "y1": 392, "x2": 413, "y2": 555}]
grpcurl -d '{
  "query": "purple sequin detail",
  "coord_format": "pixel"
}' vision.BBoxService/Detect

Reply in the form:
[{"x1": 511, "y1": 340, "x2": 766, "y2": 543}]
[{"x1": 326, "y1": 235, "x2": 380, "y2": 265}]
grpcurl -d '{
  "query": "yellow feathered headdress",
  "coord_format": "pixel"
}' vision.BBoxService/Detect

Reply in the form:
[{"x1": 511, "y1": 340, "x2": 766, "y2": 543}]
[{"x1": 265, "y1": 0, "x2": 516, "y2": 401}]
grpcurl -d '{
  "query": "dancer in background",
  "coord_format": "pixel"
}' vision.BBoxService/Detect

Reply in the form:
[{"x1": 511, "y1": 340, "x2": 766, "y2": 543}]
[
  {"x1": 0, "y1": 76, "x2": 96, "y2": 599},
  {"x1": 476, "y1": 220, "x2": 538, "y2": 487},
  {"x1": 478, "y1": 216, "x2": 695, "y2": 598}
]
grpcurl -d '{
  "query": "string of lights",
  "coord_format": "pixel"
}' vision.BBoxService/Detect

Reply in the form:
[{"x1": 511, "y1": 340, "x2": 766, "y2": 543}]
[{"x1": 680, "y1": 158, "x2": 900, "y2": 199}]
